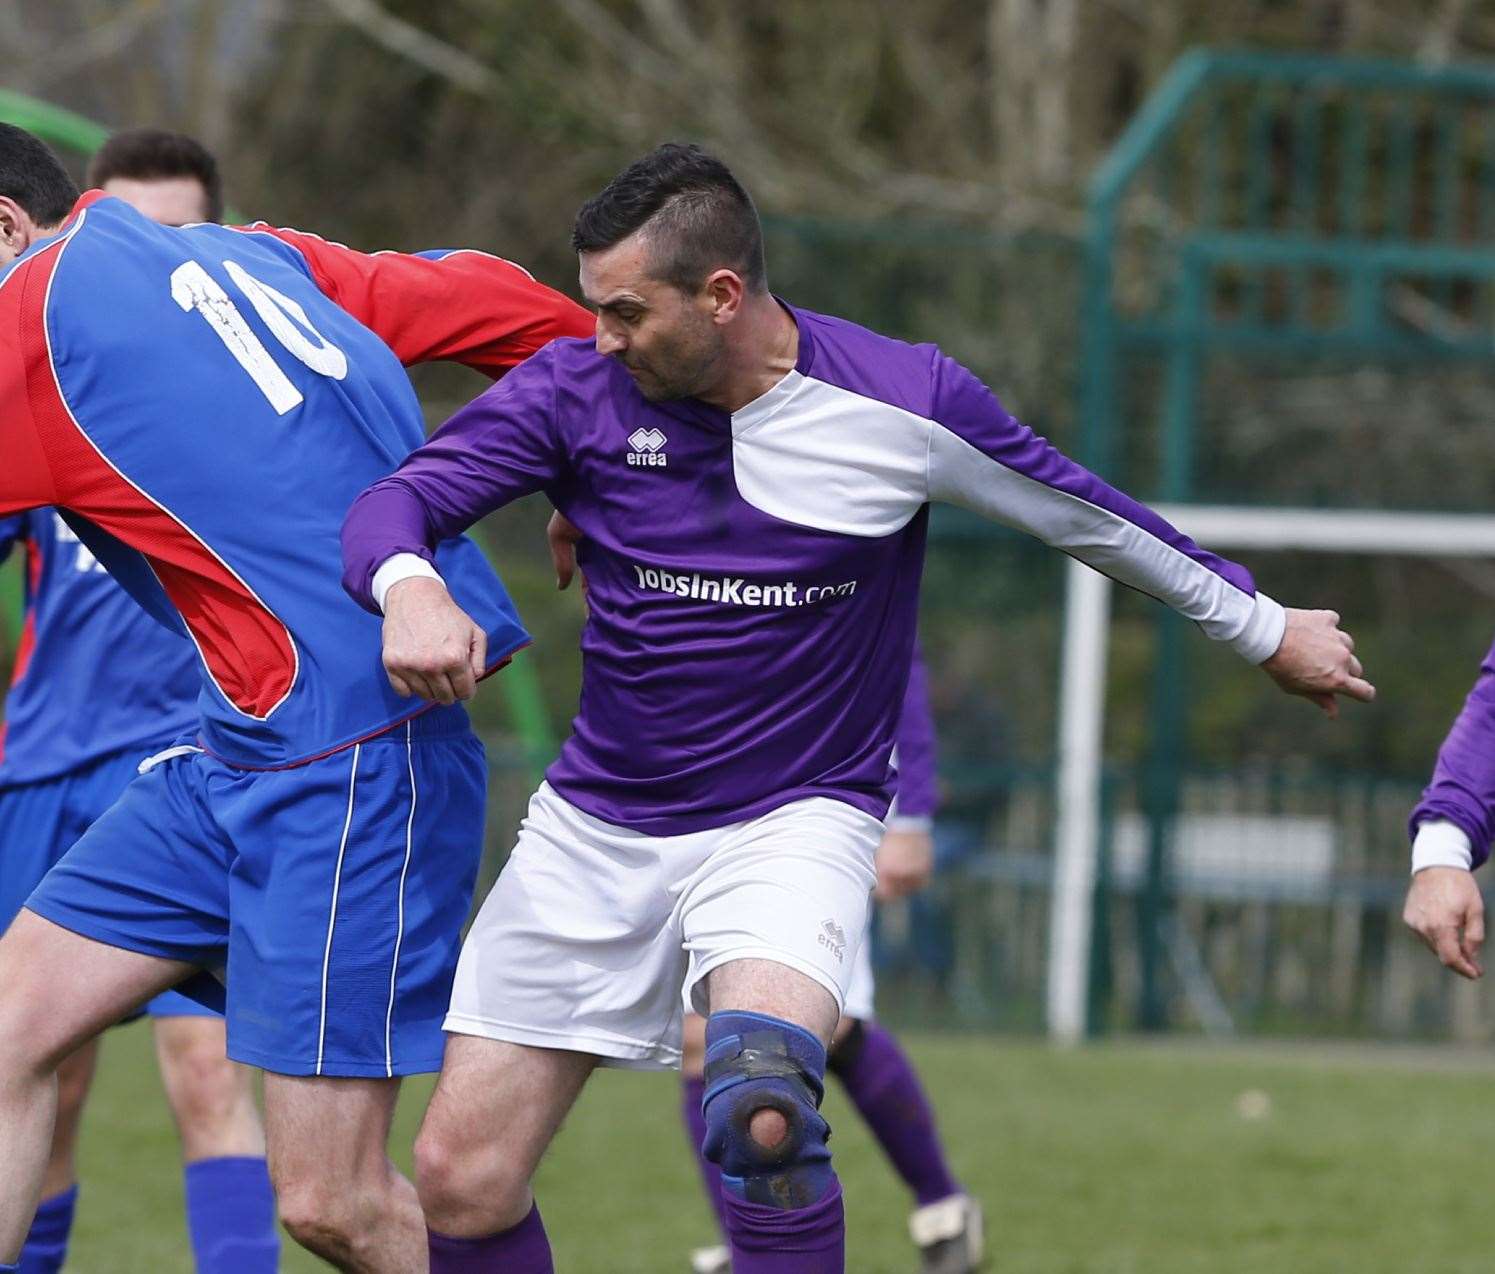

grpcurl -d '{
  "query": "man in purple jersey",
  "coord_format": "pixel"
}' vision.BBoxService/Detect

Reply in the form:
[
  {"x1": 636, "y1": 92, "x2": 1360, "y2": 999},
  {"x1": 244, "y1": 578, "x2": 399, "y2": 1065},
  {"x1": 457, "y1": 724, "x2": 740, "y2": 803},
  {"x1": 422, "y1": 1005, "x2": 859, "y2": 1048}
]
[
  {"x1": 0, "y1": 130, "x2": 277, "y2": 1274},
  {"x1": 543, "y1": 513, "x2": 979, "y2": 1272},
  {"x1": 1403, "y1": 640, "x2": 1495, "y2": 979},
  {"x1": 342, "y1": 144, "x2": 1373, "y2": 1273}
]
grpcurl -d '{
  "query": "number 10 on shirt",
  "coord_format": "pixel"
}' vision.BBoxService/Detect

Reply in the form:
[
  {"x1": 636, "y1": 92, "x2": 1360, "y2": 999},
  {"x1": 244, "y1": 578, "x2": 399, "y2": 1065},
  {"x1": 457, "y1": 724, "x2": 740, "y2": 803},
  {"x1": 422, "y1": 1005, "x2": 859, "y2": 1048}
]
[{"x1": 170, "y1": 259, "x2": 349, "y2": 415}]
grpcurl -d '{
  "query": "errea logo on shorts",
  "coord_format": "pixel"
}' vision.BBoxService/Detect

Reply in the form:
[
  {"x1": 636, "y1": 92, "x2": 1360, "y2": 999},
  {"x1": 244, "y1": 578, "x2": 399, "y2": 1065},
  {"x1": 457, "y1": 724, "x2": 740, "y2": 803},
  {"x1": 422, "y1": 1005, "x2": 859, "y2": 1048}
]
[
  {"x1": 627, "y1": 427, "x2": 668, "y2": 467},
  {"x1": 818, "y1": 919, "x2": 847, "y2": 964}
]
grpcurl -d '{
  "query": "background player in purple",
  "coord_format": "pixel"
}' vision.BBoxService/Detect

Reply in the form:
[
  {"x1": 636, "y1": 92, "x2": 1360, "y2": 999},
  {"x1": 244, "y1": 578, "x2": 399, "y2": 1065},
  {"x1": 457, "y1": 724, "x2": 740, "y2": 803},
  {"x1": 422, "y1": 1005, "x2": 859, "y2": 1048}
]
[
  {"x1": 677, "y1": 651, "x2": 983, "y2": 1274},
  {"x1": 1402, "y1": 638, "x2": 1495, "y2": 980},
  {"x1": 0, "y1": 123, "x2": 592, "y2": 1273},
  {"x1": 343, "y1": 144, "x2": 1373, "y2": 1274},
  {"x1": 0, "y1": 128, "x2": 277, "y2": 1274}
]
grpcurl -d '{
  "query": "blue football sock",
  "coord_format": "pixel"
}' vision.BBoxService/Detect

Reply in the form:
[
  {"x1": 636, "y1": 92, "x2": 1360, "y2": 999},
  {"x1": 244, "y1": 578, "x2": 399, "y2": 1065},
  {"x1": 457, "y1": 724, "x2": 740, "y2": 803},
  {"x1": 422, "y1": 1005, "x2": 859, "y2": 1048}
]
[
  {"x1": 18, "y1": 1184, "x2": 77, "y2": 1274},
  {"x1": 183, "y1": 1156, "x2": 280, "y2": 1273}
]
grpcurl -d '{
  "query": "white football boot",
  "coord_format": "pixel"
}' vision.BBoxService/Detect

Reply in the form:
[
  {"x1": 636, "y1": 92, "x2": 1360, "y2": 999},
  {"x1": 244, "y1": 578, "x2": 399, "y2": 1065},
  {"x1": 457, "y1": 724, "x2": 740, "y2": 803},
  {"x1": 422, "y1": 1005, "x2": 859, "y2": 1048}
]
[
  {"x1": 910, "y1": 1193, "x2": 985, "y2": 1274},
  {"x1": 688, "y1": 1244, "x2": 731, "y2": 1274}
]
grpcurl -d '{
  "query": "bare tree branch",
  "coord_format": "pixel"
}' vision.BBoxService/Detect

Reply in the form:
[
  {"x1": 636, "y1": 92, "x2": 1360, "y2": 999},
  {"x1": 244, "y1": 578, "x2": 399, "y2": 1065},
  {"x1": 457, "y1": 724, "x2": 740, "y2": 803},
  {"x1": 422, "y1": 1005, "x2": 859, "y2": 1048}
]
[
  {"x1": 20, "y1": 0, "x2": 160, "y2": 93},
  {"x1": 320, "y1": 0, "x2": 501, "y2": 97}
]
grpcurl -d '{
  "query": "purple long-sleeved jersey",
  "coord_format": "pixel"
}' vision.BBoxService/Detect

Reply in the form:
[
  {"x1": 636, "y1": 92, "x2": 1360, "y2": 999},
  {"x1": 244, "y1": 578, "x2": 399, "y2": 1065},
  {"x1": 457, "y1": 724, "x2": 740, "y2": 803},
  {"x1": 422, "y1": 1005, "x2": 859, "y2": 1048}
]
[
  {"x1": 1409, "y1": 638, "x2": 1495, "y2": 869},
  {"x1": 891, "y1": 647, "x2": 937, "y2": 821},
  {"x1": 344, "y1": 304, "x2": 1284, "y2": 835}
]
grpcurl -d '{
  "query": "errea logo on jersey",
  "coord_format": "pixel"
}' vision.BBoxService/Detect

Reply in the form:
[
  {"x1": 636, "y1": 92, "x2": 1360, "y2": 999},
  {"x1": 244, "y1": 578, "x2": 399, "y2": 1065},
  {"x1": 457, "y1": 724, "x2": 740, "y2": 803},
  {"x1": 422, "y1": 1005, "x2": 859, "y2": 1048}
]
[{"x1": 627, "y1": 427, "x2": 668, "y2": 467}]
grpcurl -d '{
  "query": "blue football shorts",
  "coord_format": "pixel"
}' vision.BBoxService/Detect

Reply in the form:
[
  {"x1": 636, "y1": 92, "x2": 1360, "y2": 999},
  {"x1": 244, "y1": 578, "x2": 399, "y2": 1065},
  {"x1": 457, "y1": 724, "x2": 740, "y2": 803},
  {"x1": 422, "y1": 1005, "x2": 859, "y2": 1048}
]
[
  {"x1": 25, "y1": 705, "x2": 487, "y2": 1077},
  {"x1": 0, "y1": 745, "x2": 215, "y2": 1020}
]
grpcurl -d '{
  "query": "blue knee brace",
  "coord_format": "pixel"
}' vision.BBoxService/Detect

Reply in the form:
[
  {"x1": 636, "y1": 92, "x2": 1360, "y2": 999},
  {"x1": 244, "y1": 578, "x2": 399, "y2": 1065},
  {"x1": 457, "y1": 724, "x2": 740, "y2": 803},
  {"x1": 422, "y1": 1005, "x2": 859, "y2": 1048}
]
[{"x1": 700, "y1": 1010, "x2": 835, "y2": 1210}]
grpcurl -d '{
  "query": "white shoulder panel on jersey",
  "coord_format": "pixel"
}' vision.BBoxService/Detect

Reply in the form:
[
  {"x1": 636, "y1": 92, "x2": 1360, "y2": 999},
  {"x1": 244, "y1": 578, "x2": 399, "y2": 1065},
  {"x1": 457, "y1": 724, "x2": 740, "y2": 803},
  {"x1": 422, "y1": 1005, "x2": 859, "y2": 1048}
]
[{"x1": 730, "y1": 372, "x2": 930, "y2": 537}]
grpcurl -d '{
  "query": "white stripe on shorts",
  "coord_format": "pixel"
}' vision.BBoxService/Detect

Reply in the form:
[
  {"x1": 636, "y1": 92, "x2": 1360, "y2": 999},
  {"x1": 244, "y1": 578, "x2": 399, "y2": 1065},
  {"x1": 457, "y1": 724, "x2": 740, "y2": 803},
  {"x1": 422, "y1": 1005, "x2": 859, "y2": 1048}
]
[
  {"x1": 316, "y1": 743, "x2": 361, "y2": 1076},
  {"x1": 383, "y1": 723, "x2": 417, "y2": 1078}
]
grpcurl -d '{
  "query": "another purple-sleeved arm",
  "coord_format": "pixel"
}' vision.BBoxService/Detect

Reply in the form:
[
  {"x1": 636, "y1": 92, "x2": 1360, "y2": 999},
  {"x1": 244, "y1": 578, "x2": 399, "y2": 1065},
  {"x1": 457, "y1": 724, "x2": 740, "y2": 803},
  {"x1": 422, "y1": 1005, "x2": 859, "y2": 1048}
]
[
  {"x1": 342, "y1": 346, "x2": 565, "y2": 611},
  {"x1": 891, "y1": 647, "x2": 939, "y2": 821},
  {"x1": 1409, "y1": 640, "x2": 1495, "y2": 870},
  {"x1": 925, "y1": 354, "x2": 1285, "y2": 664}
]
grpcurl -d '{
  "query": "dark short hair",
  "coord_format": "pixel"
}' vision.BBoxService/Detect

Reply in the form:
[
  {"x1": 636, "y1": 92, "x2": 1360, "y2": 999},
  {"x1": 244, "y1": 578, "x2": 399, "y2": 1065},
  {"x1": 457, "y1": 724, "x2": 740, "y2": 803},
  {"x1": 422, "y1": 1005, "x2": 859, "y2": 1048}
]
[
  {"x1": 0, "y1": 123, "x2": 80, "y2": 228},
  {"x1": 572, "y1": 143, "x2": 767, "y2": 294},
  {"x1": 87, "y1": 128, "x2": 223, "y2": 223}
]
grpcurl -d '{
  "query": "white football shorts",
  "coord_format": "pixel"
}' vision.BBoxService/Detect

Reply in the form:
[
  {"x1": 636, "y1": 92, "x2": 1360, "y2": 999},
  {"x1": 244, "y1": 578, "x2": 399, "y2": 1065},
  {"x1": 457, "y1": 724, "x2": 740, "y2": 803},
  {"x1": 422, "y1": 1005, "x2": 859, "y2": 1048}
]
[{"x1": 445, "y1": 782, "x2": 881, "y2": 1068}]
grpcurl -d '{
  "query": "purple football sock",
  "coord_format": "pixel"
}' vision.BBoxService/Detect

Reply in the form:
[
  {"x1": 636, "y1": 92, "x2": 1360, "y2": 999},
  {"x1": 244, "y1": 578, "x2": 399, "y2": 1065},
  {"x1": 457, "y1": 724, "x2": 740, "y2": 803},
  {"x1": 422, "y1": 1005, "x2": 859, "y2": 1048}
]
[
  {"x1": 832, "y1": 1021, "x2": 960, "y2": 1206},
  {"x1": 428, "y1": 1204, "x2": 553, "y2": 1273},
  {"x1": 682, "y1": 1074, "x2": 729, "y2": 1237},
  {"x1": 19, "y1": 1184, "x2": 77, "y2": 1274},
  {"x1": 721, "y1": 1177, "x2": 844, "y2": 1273}
]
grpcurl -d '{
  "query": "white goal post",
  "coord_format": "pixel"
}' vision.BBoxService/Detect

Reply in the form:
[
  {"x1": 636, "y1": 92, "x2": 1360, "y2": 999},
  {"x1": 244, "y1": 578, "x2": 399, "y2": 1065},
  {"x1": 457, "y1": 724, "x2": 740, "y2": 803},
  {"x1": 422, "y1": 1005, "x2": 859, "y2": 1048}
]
[{"x1": 1046, "y1": 506, "x2": 1495, "y2": 1044}]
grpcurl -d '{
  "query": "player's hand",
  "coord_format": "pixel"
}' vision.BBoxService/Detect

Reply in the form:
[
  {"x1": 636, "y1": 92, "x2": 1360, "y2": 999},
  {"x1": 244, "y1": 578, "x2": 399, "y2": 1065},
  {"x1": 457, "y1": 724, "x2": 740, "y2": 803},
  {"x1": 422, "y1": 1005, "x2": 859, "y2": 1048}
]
[
  {"x1": 875, "y1": 828, "x2": 935, "y2": 901},
  {"x1": 1261, "y1": 608, "x2": 1375, "y2": 718},
  {"x1": 381, "y1": 577, "x2": 487, "y2": 705},
  {"x1": 1404, "y1": 866, "x2": 1485, "y2": 980},
  {"x1": 547, "y1": 510, "x2": 585, "y2": 593}
]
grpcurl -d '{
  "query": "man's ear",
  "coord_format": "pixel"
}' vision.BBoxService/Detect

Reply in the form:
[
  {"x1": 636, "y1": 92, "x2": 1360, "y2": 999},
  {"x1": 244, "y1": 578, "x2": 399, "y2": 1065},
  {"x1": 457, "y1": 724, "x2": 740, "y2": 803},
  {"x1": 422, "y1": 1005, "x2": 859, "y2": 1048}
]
[
  {"x1": 704, "y1": 268, "x2": 746, "y2": 324},
  {"x1": 0, "y1": 196, "x2": 34, "y2": 254}
]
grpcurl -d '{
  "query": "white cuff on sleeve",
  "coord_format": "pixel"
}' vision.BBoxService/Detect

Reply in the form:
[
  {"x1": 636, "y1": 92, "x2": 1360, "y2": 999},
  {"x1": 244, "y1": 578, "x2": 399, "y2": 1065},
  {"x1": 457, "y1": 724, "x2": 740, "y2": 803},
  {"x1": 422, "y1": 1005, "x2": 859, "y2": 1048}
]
[
  {"x1": 1411, "y1": 820, "x2": 1474, "y2": 874},
  {"x1": 371, "y1": 553, "x2": 444, "y2": 614},
  {"x1": 887, "y1": 815, "x2": 934, "y2": 833},
  {"x1": 1227, "y1": 591, "x2": 1288, "y2": 665}
]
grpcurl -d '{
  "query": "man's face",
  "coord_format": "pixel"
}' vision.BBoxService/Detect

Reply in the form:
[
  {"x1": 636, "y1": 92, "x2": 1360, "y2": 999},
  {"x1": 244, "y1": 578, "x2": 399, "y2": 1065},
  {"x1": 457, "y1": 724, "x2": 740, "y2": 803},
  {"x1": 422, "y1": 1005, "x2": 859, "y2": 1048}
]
[
  {"x1": 100, "y1": 175, "x2": 211, "y2": 227},
  {"x1": 579, "y1": 232, "x2": 724, "y2": 402}
]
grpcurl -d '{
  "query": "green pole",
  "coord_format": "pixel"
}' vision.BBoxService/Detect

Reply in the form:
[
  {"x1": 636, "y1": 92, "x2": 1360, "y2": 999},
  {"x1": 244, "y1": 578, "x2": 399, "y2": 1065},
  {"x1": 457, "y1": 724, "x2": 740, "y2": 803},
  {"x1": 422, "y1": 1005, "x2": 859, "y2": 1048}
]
[
  {"x1": 502, "y1": 651, "x2": 557, "y2": 787},
  {"x1": 1138, "y1": 253, "x2": 1205, "y2": 1032}
]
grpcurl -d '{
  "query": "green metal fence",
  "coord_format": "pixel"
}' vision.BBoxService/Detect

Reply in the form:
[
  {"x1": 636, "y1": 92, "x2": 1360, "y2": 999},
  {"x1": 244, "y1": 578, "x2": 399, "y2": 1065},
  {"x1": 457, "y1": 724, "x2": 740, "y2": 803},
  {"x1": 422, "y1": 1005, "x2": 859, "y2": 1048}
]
[{"x1": 1077, "y1": 51, "x2": 1495, "y2": 1036}]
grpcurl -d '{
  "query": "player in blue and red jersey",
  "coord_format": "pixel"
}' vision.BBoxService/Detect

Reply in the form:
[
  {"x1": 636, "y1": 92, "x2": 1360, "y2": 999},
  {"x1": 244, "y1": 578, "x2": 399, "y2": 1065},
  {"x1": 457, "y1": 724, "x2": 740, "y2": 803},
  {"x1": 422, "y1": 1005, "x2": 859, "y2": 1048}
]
[
  {"x1": 344, "y1": 144, "x2": 1373, "y2": 1273},
  {"x1": 0, "y1": 127, "x2": 281, "y2": 1274},
  {"x1": 0, "y1": 123, "x2": 592, "y2": 1273}
]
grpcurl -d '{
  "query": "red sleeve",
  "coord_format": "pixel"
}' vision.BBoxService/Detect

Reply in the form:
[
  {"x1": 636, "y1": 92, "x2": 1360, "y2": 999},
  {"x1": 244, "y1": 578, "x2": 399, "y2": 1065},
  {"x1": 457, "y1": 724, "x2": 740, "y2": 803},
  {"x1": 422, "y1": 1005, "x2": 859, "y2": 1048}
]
[
  {"x1": 234, "y1": 225, "x2": 594, "y2": 378},
  {"x1": 0, "y1": 267, "x2": 58, "y2": 517}
]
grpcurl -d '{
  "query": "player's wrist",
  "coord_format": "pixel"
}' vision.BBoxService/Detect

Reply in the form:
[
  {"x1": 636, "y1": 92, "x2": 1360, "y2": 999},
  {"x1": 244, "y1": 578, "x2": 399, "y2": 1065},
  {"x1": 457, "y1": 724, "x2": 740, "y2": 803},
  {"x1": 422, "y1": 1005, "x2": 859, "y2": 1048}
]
[
  {"x1": 372, "y1": 553, "x2": 444, "y2": 613},
  {"x1": 1232, "y1": 591, "x2": 1287, "y2": 665},
  {"x1": 1411, "y1": 820, "x2": 1474, "y2": 875},
  {"x1": 887, "y1": 814, "x2": 933, "y2": 834}
]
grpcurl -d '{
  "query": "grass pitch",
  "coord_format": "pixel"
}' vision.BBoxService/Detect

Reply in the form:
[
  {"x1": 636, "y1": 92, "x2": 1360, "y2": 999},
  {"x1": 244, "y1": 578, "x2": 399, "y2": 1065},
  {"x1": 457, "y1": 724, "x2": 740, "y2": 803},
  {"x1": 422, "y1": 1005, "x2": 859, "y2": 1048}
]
[{"x1": 68, "y1": 1024, "x2": 1495, "y2": 1272}]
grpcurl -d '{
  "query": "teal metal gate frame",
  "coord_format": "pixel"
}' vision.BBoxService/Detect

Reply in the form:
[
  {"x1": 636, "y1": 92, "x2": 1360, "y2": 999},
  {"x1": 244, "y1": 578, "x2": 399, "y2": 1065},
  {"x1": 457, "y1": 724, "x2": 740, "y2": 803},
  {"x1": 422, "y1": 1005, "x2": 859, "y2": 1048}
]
[
  {"x1": 1077, "y1": 50, "x2": 1495, "y2": 1031},
  {"x1": 0, "y1": 91, "x2": 558, "y2": 780}
]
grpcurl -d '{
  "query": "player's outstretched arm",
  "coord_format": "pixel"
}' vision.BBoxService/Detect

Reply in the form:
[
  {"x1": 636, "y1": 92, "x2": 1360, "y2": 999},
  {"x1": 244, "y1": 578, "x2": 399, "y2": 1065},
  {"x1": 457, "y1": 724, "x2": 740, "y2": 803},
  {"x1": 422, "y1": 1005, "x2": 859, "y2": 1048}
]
[
  {"x1": 924, "y1": 353, "x2": 1373, "y2": 713},
  {"x1": 1402, "y1": 637, "x2": 1495, "y2": 977},
  {"x1": 342, "y1": 346, "x2": 566, "y2": 614},
  {"x1": 238, "y1": 224, "x2": 592, "y2": 378}
]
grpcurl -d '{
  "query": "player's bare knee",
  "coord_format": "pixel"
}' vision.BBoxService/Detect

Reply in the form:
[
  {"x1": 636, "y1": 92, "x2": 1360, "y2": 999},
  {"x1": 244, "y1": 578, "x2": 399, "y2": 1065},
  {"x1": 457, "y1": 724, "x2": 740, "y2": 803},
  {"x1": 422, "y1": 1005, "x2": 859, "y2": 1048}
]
[
  {"x1": 415, "y1": 1122, "x2": 529, "y2": 1229},
  {"x1": 276, "y1": 1168, "x2": 385, "y2": 1259},
  {"x1": 0, "y1": 997, "x2": 66, "y2": 1082},
  {"x1": 163, "y1": 1044, "x2": 246, "y2": 1129},
  {"x1": 748, "y1": 1105, "x2": 789, "y2": 1149}
]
